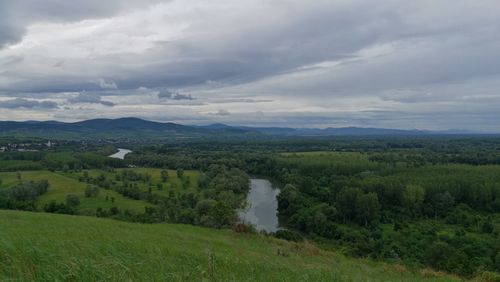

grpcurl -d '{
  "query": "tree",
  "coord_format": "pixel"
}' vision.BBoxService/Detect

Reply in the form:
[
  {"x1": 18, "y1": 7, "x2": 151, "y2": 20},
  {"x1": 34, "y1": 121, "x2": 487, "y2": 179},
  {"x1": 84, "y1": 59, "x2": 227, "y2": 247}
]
[
  {"x1": 62, "y1": 164, "x2": 70, "y2": 173},
  {"x1": 277, "y1": 184, "x2": 301, "y2": 217},
  {"x1": 198, "y1": 173, "x2": 208, "y2": 189},
  {"x1": 66, "y1": 194, "x2": 80, "y2": 208},
  {"x1": 209, "y1": 201, "x2": 234, "y2": 228},
  {"x1": 336, "y1": 187, "x2": 362, "y2": 222},
  {"x1": 196, "y1": 199, "x2": 217, "y2": 216},
  {"x1": 481, "y1": 219, "x2": 494, "y2": 233},
  {"x1": 402, "y1": 185, "x2": 425, "y2": 216},
  {"x1": 176, "y1": 168, "x2": 184, "y2": 179},
  {"x1": 430, "y1": 192, "x2": 455, "y2": 218},
  {"x1": 160, "y1": 170, "x2": 169, "y2": 182},
  {"x1": 495, "y1": 252, "x2": 500, "y2": 272},
  {"x1": 84, "y1": 185, "x2": 99, "y2": 198},
  {"x1": 356, "y1": 192, "x2": 380, "y2": 226}
]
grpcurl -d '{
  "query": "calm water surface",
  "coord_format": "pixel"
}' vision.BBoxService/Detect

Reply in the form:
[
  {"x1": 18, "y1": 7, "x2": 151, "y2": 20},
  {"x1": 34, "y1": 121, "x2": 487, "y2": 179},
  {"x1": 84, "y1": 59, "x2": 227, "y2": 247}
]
[
  {"x1": 108, "y1": 148, "x2": 132, "y2": 160},
  {"x1": 238, "y1": 179, "x2": 280, "y2": 232}
]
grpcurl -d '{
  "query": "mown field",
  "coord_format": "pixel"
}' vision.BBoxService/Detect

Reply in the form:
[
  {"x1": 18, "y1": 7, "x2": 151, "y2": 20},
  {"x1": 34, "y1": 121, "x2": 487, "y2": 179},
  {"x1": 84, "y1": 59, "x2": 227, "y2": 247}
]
[{"x1": 0, "y1": 210, "x2": 461, "y2": 281}]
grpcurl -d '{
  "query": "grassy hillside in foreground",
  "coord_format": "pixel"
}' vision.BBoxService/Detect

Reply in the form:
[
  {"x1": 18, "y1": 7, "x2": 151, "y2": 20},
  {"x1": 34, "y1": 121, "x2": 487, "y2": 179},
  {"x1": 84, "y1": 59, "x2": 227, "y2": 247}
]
[{"x1": 0, "y1": 211, "x2": 460, "y2": 281}]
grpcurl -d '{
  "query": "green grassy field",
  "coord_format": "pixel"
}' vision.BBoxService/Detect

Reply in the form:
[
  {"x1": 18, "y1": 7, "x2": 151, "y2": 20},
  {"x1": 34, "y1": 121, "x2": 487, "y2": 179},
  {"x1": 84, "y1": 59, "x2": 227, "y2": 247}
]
[
  {"x1": 278, "y1": 151, "x2": 380, "y2": 175},
  {"x1": 0, "y1": 210, "x2": 460, "y2": 281},
  {"x1": 0, "y1": 170, "x2": 150, "y2": 214},
  {"x1": 64, "y1": 168, "x2": 200, "y2": 197},
  {"x1": 0, "y1": 168, "x2": 201, "y2": 215}
]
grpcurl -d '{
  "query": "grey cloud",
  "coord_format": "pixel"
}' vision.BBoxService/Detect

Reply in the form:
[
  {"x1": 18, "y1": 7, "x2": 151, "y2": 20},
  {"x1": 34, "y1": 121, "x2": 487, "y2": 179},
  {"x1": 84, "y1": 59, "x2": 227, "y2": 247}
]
[
  {"x1": 0, "y1": 98, "x2": 58, "y2": 109},
  {"x1": 0, "y1": 0, "x2": 165, "y2": 48},
  {"x1": 210, "y1": 98, "x2": 273, "y2": 104},
  {"x1": 1, "y1": 1, "x2": 500, "y2": 130},
  {"x1": 3, "y1": 0, "x2": 497, "y2": 96},
  {"x1": 172, "y1": 93, "x2": 193, "y2": 100},
  {"x1": 68, "y1": 92, "x2": 115, "y2": 107},
  {"x1": 0, "y1": 55, "x2": 24, "y2": 66},
  {"x1": 158, "y1": 90, "x2": 193, "y2": 100},
  {"x1": 381, "y1": 90, "x2": 436, "y2": 103},
  {"x1": 157, "y1": 90, "x2": 172, "y2": 99}
]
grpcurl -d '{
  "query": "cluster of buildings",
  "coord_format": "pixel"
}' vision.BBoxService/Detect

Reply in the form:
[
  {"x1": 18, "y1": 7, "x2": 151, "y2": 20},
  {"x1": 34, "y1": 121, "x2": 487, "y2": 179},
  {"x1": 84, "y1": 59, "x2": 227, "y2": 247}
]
[{"x1": 0, "y1": 141, "x2": 55, "y2": 152}]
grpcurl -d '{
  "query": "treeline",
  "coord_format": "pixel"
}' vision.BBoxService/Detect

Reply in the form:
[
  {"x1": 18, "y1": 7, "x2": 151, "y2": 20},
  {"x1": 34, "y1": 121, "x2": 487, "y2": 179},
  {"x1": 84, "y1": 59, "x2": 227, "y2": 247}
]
[
  {"x1": 0, "y1": 179, "x2": 49, "y2": 210},
  {"x1": 72, "y1": 165, "x2": 250, "y2": 228},
  {"x1": 0, "y1": 150, "x2": 125, "y2": 172}
]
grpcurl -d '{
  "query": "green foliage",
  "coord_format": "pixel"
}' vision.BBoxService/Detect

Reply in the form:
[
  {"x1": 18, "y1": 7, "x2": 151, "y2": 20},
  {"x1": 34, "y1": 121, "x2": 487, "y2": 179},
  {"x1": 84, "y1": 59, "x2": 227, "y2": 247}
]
[
  {"x1": 265, "y1": 150, "x2": 500, "y2": 277},
  {"x1": 275, "y1": 229, "x2": 303, "y2": 242},
  {"x1": 84, "y1": 185, "x2": 99, "y2": 198},
  {"x1": 160, "y1": 169, "x2": 168, "y2": 182},
  {"x1": 0, "y1": 160, "x2": 43, "y2": 171},
  {"x1": 3, "y1": 137, "x2": 500, "y2": 279},
  {"x1": 66, "y1": 194, "x2": 80, "y2": 207},
  {"x1": 209, "y1": 201, "x2": 234, "y2": 228},
  {"x1": 176, "y1": 168, "x2": 184, "y2": 178}
]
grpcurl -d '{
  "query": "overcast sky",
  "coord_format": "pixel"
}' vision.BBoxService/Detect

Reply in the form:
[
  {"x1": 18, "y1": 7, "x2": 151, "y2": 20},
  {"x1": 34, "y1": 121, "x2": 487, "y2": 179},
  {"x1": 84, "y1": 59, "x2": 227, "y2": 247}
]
[{"x1": 1, "y1": 0, "x2": 500, "y2": 130}]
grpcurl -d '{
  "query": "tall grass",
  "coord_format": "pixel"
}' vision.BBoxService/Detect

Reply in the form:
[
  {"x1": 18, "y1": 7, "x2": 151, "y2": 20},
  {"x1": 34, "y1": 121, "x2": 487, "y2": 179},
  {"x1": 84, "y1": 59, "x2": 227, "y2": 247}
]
[{"x1": 0, "y1": 210, "x2": 459, "y2": 281}]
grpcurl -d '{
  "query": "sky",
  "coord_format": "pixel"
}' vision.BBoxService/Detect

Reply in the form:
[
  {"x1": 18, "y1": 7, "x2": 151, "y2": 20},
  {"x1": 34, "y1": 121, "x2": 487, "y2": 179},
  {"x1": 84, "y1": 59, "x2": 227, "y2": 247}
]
[{"x1": 1, "y1": 0, "x2": 500, "y2": 130}]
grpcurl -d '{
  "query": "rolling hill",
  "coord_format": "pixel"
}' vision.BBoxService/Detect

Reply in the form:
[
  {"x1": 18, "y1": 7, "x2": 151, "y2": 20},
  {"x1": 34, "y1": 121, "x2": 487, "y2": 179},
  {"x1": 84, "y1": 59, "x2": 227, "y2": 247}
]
[{"x1": 0, "y1": 117, "x2": 481, "y2": 139}]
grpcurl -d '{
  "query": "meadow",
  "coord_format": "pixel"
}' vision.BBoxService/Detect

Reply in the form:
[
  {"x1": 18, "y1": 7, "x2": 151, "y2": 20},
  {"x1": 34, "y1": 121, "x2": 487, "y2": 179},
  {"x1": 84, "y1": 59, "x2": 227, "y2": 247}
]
[
  {"x1": 0, "y1": 167, "x2": 200, "y2": 215},
  {"x1": 0, "y1": 170, "x2": 149, "y2": 214}
]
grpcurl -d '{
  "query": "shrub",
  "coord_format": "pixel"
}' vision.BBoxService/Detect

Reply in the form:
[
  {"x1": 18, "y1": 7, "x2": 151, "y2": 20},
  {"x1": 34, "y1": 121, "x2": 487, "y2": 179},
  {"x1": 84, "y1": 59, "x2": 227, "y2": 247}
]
[
  {"x1": 66, "y1": 194, "x2": 80, "y2": 207},
  {"x1": 232, "y1": 223, "x2": 256, "y2": 234},
  {"x1": 275, "y1": 229, "x2": 303, "y2": 242}
]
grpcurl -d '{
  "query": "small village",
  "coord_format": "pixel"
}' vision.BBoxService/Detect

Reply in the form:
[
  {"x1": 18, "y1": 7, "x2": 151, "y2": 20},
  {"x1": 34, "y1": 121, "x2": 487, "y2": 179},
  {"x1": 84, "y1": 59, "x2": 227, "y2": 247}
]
[{"x1": 0, "y1": 140, "x2": 55, "y2": 152}]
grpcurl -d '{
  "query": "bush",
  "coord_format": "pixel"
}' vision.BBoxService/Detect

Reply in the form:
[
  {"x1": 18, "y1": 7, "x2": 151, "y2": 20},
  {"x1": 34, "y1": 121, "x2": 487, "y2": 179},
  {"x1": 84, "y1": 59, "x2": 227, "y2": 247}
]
[
  {"x1": 233, "y1": 223, "x2": 256, "y2": 234},
  {"x1": 43, "y1": 201, "x2": 74, "y2": 214},
  {"x1": 85, "y1": 185, "x2": 99, "y2": 198},
  {"x1": 473, "y1": 271, "x2": 500, "y2": 282},
  {"x1": 66, "y1": 194, "x2": 80, "y2": 207},
  {"x1": 275, "y1": 229, "x2": 303, "y2": 242}
]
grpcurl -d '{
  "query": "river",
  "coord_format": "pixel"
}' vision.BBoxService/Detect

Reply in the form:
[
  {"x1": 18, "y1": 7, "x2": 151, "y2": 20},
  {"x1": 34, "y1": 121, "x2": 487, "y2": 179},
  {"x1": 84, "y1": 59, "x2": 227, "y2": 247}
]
[
  {"x1": 108, "y1": 148, "x2": 132, "y2": 160},
  {"x1": 238, "y1": 179, "x2": 280, "y2": 232}
]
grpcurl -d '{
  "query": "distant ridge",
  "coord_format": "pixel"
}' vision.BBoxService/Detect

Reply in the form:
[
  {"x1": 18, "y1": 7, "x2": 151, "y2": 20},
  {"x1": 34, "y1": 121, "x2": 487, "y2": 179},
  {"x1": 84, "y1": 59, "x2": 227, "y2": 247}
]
[{"x1": 0, "y1": 117, "x2": 489, "y2": 139}]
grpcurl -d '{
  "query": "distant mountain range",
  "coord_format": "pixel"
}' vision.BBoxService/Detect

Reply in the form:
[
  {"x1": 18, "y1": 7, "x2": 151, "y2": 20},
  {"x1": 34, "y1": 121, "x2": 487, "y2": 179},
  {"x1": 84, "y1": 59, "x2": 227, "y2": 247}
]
[{"x1": 0, "y1": 117, "x2": 490, "y2": 139}]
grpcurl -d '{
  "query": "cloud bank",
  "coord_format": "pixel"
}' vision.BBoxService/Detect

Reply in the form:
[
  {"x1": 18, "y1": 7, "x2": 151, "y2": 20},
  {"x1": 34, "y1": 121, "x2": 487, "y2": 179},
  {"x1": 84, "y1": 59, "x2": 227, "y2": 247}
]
[{"x1": 1, "y1": 0, "x2": 500, "y2": 131}]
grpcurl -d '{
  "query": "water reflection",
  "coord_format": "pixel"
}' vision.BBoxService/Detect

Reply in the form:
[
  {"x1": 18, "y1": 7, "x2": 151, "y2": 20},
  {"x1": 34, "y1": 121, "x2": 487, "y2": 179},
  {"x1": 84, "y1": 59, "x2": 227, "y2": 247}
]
[{"x1": 238, "y1": 179, "x2": 280, "y2": 232}]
